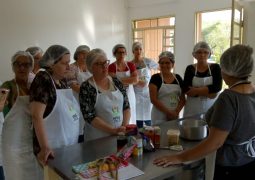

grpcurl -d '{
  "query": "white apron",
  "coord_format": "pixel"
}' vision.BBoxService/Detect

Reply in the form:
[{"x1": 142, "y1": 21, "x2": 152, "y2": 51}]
[
  {"x1": 134, "y1": 61, "x2": 152, "y2": 121},
  {"x1": 74, "y1": 68, "x2": 92, "y2": 136},
  {"x1": 151, "y1": 74, "x2": 181, "y2": 125},
  {"x1": 44, "y1": 76, "x2": 80, "y2": 149},
  {"x1": 115, "y1": 62, "x2": 136, "y2": 124},
  {"x1": 184, "y1": 64, "x2": 215, "y2": 117},
  {"x1": 84, "y1": 77, "x2": 123, "y2": 141},
  {"x1": 77, "y1": 68, "x2": 92, "y2": 85},
  {"x1": 2, "y1": 86, "x2": 42, "y2": 180}
]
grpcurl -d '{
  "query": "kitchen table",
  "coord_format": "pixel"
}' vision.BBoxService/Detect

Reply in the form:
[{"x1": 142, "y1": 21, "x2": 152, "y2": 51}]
[{"x1": 45, "y1": 116, "x2": 205, "y2": 180}]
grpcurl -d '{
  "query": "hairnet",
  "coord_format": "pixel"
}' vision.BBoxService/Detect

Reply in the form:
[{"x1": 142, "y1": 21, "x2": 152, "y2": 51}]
[
  {"x1": 11, "y1": 51, "x2": 34, "y2": 70},
  {"x1": 132, "y1": 42, "x2": 143, "y2": 52},
  {"x1": 86, "y1": 48, "x2": 107, "y2": 73},
  {"x1": 192, "y1": 41, "x2": 211, "y2": 57},
  {"x1": 25, "y1": 46, "x2": 43, "y2": 57},
  {"x1": 73, "y1": 45, "x2": 90, "y2": 60},
  {"x1": 159, "y1": 51, "x2": 175, "y2": 63},
  {"x1": 39, "y1": 45, "x2": 70, "y2": 68},
  {"x1": 112, "y1": 44, "x2": 126, "y2": 57},
  {"x1": 220, "y1": 44, "x2": 253, "y2": 78}
]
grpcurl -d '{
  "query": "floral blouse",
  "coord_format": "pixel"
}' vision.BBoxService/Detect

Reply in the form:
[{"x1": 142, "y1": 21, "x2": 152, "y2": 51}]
[{"x1": 29, "y1": 70, "x2": 69, "y2": 118}]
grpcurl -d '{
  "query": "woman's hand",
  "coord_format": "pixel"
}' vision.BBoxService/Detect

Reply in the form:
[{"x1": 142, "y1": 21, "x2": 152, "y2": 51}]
[
  {"x1": 186, "y1": 87, "x2": 198, "y2": 97},
  {"x1": 136, "y1": 79, "x2": 146, "y2": 88},
  {"x1": 166, "y1": 110, "x2": 178, "y2": 120},
  {"x1": 114, "y1": 126, "x2": 126, "y2": 135},
  {"x1": 37, "y1": 147, "x2": 55, "y2": 166},
  {"x1": 153, "y1": 155, "x2": 182, "y2": 167}
]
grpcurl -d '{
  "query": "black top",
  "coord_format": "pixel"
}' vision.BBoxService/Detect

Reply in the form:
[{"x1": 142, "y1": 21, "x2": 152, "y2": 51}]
[
  {"x1": 183, "y1": 63, "x2": 222, "y2": 93},
  {"x1": 149, "y1": 73, "x2": 185, "y2": 92}
]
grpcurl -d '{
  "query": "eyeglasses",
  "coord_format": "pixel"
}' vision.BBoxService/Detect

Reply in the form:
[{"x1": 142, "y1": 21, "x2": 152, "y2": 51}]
[
  {"x1": 13, "y1": 62, "x2": 32, "y2": 69},
  {"x1": 196, "y1": 51, "x2": 209, "y2": 55},
  {"x1": 159, "y1": 61, "x2": 172, "y2": 65},
  {"x1": 116, "y1": 51, "x2": 126, "y2": 55},
  {"x1": 94, "y1": 60, "x2": 110, "y2": 68}
]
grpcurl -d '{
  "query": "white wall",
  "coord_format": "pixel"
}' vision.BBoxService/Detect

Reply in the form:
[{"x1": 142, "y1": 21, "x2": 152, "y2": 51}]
[
  {"x1": 243, "y1": 1, "x2": 255, "y2": 82},
  {"x1": 0, "y1": 0, "x2": 128, "y2": 81},
  {"x1": 1, "y1": 0, "x2": 254, "y2": 82}
]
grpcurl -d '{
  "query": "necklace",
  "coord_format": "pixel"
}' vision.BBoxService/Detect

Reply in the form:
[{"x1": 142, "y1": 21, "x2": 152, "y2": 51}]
[{"x1": 229, "y1": 80, "x2": 251, "y2": 89}]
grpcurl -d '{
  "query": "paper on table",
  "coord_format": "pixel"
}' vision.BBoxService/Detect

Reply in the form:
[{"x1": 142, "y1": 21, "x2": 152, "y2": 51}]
[{"x1": 76, "y1": 163, "x2": 144, "y2": 180}]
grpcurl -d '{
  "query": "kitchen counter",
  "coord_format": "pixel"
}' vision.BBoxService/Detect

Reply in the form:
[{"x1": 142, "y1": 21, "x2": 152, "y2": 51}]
[{"x1": 45, "y1": 116, "x2": 205, "y2": 180}]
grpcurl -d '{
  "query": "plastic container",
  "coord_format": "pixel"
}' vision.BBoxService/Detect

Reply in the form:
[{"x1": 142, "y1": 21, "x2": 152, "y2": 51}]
[{"x1": 167, "y1": 129, "x2": 180, "y2": 146}]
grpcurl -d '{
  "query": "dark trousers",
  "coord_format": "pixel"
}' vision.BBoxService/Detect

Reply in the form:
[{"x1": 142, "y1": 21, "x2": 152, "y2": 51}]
[
  {"x1": 214, "y1": 160, "x2": 255, "y2": 180},
  {"x1": 0, "y1": 166, "x2": 4, "y2": 180}
]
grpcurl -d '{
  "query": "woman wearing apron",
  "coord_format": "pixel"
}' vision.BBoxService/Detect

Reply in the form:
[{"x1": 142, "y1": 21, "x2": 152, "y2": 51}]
[
  {"x1": 131, "y1": 42, "x2": 158, "y2": 128},
  {"x1": 25, "y1": 46, "x2": 44, "y2": 87},
  {"x1": 1, "y1": 51, "x2": 42, "y2": 180},
  {"x1": 66, "y1": 45, "x2": 92, "y2": 143},
  {"x1": 149, "y1": 51, "x2": 185, "y2": 125},
  {"x1": 154, "y1": 44, "x2": 255, "y2": 180},
  {"x1": 108, "y1": 44, "x2": 138, "y2": 125},
  {"x1": 30, "y1": 45, "x2": 80, "y2": 167},
  {"x1": 79, "y1": 48, "x2": 130, "y2": 141},
  {"x1": 183, "y1": 41, "x2": 222, "y2": 117},
  {"x1": 183, "y1": 42, "x2": 222, "y2": 180}
]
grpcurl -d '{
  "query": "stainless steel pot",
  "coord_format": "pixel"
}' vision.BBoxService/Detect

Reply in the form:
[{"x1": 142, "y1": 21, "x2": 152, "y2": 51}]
[{"x1": 178, "y1": 119, "x2": 208, "y2": 140}]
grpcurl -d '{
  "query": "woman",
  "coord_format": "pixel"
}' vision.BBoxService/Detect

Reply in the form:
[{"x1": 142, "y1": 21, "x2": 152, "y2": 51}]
[
  {"x1": 149, "y1": 51, "x2": 185, "y2": 125},
  {"x1": 183, "y1": 41, "x2": 222, "y2": 117},
  {"x1": 30, "y1": 45, "x2": 80, "y2": 166},
  {"x1": 26, "y1": 46, "x2": 43, "y2": 74},
  {"x1": 66, "y1": 45, "x2": 92, "y2": 143},
  {"x1": 131, "y1": 42, "x2": 158, "y2": 128},
  {"x1": 66, "y1": 45, "x2": 91, "y2": 93},
  {"x1": 154, "y1": 45, "x2": 255, "y2": 179},
  {"x1": 80, "y1": 48, "x2": 130, "y2": 141},
  {"x1": 108, "y1": 44, "x2": 138, "y2": 125},
  {"x1": 26, "y1": 46, "x2": 44, "y2": 86},
  {"x1": 1, "y1": 51, "x2": 42, "y2": 180}
]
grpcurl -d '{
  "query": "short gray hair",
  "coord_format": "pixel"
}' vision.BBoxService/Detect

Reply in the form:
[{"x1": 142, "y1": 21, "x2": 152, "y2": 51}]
[
  {"x1": 220, "y1": 44, "x2": 253, "y2": 78},
  {"x1": 86, "y1": 48, "x2": 107, "y2": 73},
  {"x1": 39, "y1": 45, "x2": 70, "y2": 68},
  {"x1": 159, "y1": 51, "x2": 175, "y2": 63},
  {"x1": 73, "y1": 45, "x2": 90, "y2": 60},
  {"x1": 11, "y1": 51, "x2": 34, "y2": 71}
]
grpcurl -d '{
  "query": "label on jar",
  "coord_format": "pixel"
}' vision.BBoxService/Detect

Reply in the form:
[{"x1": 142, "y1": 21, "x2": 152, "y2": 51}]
[
  {"x1": 133, "y1": 138, "x2": 143, "y2": 156},
  {"x1": 154, "y1": 126, "x2": 161, "y2": 148}
]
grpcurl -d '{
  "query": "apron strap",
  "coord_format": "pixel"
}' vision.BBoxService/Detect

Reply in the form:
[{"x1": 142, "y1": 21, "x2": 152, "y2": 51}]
[
  {"x1": 44, "y1": 70, "x2": 57, "y2": 90},
  {"x1": 237, "y1": 136, "x2": 255, "y2": 157}
]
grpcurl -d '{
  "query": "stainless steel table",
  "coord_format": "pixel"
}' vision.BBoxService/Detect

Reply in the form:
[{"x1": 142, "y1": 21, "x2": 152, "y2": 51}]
[{"x1": 45, "y1": 118, "x2": 205, "y2": 180}]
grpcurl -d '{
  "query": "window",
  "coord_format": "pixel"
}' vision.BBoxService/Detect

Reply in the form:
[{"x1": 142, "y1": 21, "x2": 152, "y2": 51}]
[
  {"x1": 195, "y1": 10, "x2": 232, "y2": 63},
  {"x1": 132, "y1": 16, "x2": 175, "y2": 64}
]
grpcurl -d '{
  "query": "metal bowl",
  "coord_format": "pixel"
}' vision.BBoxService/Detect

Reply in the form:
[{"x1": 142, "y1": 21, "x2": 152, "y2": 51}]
[{"x1": 178, "y1": 119, "x2": 208, "y2": 140}]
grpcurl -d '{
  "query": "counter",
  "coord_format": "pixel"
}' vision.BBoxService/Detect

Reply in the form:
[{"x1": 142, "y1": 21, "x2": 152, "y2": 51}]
[{"x1": 45, "y1": 117, "x2": 205, "y2": 180}]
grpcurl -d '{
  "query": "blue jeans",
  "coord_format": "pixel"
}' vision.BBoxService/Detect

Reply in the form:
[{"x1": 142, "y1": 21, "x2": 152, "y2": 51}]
[{"x1": 136, "y1": 120, "x2": 152, "y2": 129}]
